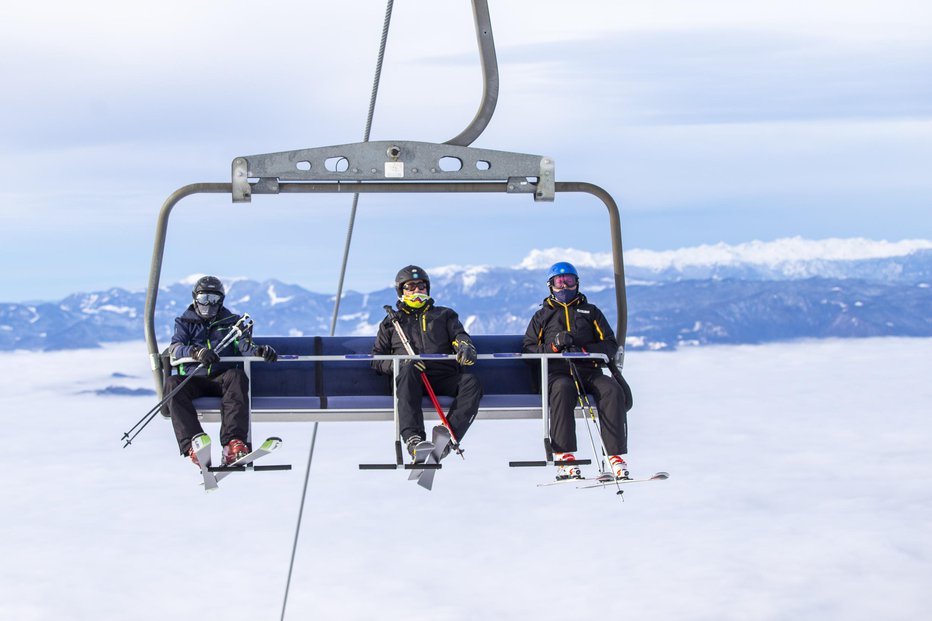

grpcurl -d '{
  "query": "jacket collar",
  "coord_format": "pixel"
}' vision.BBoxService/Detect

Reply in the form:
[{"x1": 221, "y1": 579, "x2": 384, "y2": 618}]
[
  {"x1": 545, "y1": 292, "x2": 586, "y2": 309},
  {"x1": 398, "y1": 298, "x2": 434, "y2": 314}
]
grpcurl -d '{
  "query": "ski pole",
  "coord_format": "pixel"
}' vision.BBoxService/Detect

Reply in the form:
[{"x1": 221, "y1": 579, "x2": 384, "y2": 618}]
[
  {"x1": 566, "y1": 358, "x2": 624, "y2": 495},
  {"x1": 383, "y1": 305, "x2": 464, "y2": 459},
  {"x1": 121, "y1": 314, "x2": 252, "y2": 448}
]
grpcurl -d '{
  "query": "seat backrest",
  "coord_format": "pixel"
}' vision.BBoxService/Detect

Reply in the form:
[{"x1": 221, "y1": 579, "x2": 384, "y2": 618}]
[
  {"x1": 247, "y1": 334, "x2": 536, "y2": 399},
  {"x1": 471, "y1": 334, "x2": 537, "y2": 395},
  {"x1": 251, "y1": 336, "x2": 318, "y2": 397},
  {"x1": 319, "y1": 336, "x2": 392, "y2": 397}
]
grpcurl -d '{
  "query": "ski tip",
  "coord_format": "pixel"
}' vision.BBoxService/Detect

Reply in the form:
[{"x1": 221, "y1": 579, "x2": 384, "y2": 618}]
[{"x1": 652, "y1": 471, "x2": 670, "y2": 480}]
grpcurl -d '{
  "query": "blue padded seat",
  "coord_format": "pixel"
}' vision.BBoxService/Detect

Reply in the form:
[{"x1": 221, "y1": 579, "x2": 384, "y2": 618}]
[{"x1": 190, "y1": 334, "x2": 552, "y2": 417}]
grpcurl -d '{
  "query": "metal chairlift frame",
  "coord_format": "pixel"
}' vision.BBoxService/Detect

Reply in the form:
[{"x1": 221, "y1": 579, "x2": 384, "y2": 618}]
[{"x1": 142, "y1": 0, "x2": 630, "y2": 409}]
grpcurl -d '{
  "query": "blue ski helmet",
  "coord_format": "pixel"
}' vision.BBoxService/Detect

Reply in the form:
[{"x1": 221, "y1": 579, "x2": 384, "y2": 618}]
[{"x1": 546, "y1": 262, "x2": 578, "y2": 282}]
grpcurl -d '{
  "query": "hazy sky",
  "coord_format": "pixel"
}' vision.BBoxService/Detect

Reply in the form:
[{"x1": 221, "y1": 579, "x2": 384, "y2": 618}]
[{"x1": 2, "y1": 1, "x2": 930, "y2": 300}]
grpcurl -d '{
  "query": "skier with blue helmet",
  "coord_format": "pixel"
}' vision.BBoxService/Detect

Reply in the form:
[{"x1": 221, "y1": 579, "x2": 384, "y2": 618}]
[{"x1": 522, "y1": 261, "x2": 632, "y2": 481}]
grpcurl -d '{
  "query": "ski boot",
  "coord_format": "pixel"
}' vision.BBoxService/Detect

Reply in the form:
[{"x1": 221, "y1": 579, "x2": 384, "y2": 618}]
[
  {"x1": 405, "y1": 435, "x2": 425, "y2": 459},
  {"x1": 555, "y1": 452, "x2": 583, "y2": 481},
  {"x1": 608, "y1": 455, "x2": 630, "y2": 480},
  {"x1": 222, "y1": 439, "x2": 250, "y2": 466}
]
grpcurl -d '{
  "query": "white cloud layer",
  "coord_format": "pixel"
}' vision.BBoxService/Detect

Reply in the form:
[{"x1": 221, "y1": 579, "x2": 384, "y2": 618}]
[{"x1": 1, "y1": 337, "x2": 930, "y2": 619}]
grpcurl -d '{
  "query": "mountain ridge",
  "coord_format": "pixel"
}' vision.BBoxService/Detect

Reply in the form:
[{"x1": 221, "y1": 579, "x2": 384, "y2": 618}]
[{"x1": 1, "y1": 238, "x2": 930, "y2": 352}]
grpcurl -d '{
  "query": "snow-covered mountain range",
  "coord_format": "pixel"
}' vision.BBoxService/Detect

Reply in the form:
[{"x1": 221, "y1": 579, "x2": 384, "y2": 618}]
[{"x1": 2, "y1": 237, "x2": 930, "y2": 351}]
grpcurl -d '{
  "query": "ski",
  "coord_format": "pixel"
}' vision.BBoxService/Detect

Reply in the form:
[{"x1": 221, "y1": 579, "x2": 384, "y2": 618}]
[
  {"x1": 536, "y1": 476, "x2": 588, "y2": 488},
  {"x1": 406, "y1": 439, "x2": 436, "y2": 481},
  {"x1": 537, "y1": 471, "x2": 670, "y2": 488},
  {"x1": 210, "y1": 437, "x2": 284, "y2": 482},
  {"x1": 417, "y1": 426, "x2": 452, "y2": 491},
  {"x1": 191, "y1": 433, "x2": 218, "y2": 491},
  {"x1": 576, "y1": 471, "x2": 670, "y2": 489}
]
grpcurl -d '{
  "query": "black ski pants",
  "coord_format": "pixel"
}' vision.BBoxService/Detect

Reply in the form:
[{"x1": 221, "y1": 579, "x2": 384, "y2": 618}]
[
  {"x1": 395, "y1": 363, "x2": 482, "y2": 443},
  {"x1": 549, "y1": 367, "x2": 627, "y2": 455},
  {"x1": 166, "y1": 369, "x2": 250, "y2": 455}
]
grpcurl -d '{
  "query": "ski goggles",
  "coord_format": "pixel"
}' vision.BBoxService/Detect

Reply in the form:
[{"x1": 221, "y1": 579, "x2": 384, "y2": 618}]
[
  {"x1": 195, "y1": 292, "x2": 223, "y2": 305},
  {"x1": 551, "y1": 274, "x2": 578, "y2": 289},
  {"x1": 402, "y1": 281, "x2": 428, "y2": 292}
]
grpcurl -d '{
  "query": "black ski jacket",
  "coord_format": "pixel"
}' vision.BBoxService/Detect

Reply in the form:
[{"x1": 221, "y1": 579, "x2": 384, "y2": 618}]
[
  {"x1": 372, "y1": 299, "x2": 474, "y2": 375},
  {"x1": 169, "y1": 306, "x2": 260, "y2": 376},
  {"x1": 522, "y1": 293, "x2": 618, "y2": 372}
]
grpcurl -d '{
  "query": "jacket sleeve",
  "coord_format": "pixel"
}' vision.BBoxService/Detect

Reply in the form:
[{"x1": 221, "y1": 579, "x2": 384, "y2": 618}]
[
  {"x1": 581, "y1": 306, "x2": 619, "y2": 361},
  {"x1": 522, "y1": 310, "x2": 547, "y2": 353},
  {"x1": 445, "y1": 309, "x2": 472, "y2": 350},
  {"x1": 371, "y1": 318, "x2": 395, "y2": 375},
  {"x1": 168, "y1": 317, "x2": 197, "y2": 362}
]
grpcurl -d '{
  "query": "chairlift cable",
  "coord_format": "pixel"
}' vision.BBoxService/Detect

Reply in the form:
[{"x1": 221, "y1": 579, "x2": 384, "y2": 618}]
[
  {"x1": 280, "y1": 3, "x2": 395, "y2": 620},
  {"x1": 329, "y1": 0, "x2": 395, "y2": 332}
]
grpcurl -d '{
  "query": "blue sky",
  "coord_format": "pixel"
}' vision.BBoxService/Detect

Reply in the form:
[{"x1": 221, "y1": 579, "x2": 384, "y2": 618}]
[{"x1": 2, "y1": 0, "x2": 931, "y2": 300}]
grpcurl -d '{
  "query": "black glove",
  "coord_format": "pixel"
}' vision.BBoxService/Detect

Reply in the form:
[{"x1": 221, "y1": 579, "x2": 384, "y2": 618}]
[
  {"x1": 191, "y1": 347, "x2": 220, "y2": 365},
  {"x1": 454, "y1": 340, "x2": 477, "y2": 366},
  {"x1": 551, "y1": 331, "x2": 575, "y2": 352},
  {"x1": 408, "y1": 359, "x2": 427, "y2": 373},
  {"x1": 256, "y1": 345, "x2": 278, "y2": 363}
]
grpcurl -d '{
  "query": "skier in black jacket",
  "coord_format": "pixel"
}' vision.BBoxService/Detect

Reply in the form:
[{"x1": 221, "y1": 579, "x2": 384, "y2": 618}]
[
  {"x1": 372, "y1": 265, "x2": 482, "y2": 459},
  {"x1": 522, "y1": 262, "x2": 631, "y2": 480},
  {"x1": 166, "y1": 276, "x2": 278, "y2": 467}
]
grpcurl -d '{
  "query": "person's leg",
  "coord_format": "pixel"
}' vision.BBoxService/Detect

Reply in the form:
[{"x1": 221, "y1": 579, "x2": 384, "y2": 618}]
[
  {"x1": 395, "y1": 363, "x2": 426, "y2": 443},
  {"x1": 218, "y1": 368, "x2": 250, "y2": 447},
  {"x1": 167, "y1": 375, "x2": 217, "y2": 455},
  {"x1": 548, "y1": 374, "x2": 579, "y2": 453},
  {"x1": 429, "y1": 370, "x2": 482, "y2": 442},
  {"x1": 587, "y1": 373, "x2": 628, "y2": 456}
]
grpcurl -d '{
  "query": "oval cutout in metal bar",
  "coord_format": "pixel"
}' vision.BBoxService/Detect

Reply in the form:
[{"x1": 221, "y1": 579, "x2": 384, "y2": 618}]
[
  {"x1": 438, "y1": 156, "x2": 463, "y2": 172},
  {"x1": 325, "y1": 156, "x2": 350, "y2": 172}
]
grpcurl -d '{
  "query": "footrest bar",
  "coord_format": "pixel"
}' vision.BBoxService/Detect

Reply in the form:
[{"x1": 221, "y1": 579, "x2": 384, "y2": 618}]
[{"x1": 508, "y1": 459, "x2": 592, "y2": 468}]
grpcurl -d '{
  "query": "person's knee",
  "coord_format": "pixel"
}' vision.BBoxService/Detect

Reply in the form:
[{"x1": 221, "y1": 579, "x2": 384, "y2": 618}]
[
  {"x1": 461, "y1": 374, "x2": 483, "y2": 398},
  {"x1": 223, "y1": 368, "x2": 249, "y2": 389}
]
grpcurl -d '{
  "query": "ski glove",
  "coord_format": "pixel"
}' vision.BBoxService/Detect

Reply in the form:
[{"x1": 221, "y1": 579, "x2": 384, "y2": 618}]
[
  {"x1": 191, "y1": 347, "x2": 220, "y2": 365},
  {"x1": 454, "y1": 340, "x2": 477, "y2": 366},
  {"x1": 256, "y1": 345, "x2": 278, "y2": 363},
  {"x1": 407, "y1": 359, "x2": 427, "y2": 373},
  {"x1": 551, "y1": 331, "x2": 575, "y2": 352}
]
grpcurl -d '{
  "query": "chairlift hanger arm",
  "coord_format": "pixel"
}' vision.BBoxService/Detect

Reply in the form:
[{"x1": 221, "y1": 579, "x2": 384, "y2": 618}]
[{"x1": 445, "y1": 0, "x2": 499, "y2": 147}]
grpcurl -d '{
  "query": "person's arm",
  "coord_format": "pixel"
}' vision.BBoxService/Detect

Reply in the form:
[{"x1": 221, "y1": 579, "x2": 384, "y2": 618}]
[
  {"x1": 522, "y1": 311, "x2": 547, "y2": 353},
  {"x1": 371, "y1": 319, "x2": 395, "y2": 375},
  {"x1": 445, "y1": 309, "x2": 472, "y2": 349},
  {"x1": 445, "y1": 309, "x2": 477, "y2": 365},
  {"x1": 168, "y1": 317, "x2": 196, "y2": 362},
  {"x1": 579, "y1": 306, "x2": 618, "y2": 360}
]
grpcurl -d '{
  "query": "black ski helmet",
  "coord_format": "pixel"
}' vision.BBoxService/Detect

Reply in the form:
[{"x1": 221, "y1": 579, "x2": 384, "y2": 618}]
[
  {"x1": 192, "y1": 275, "x2": 225, "y2": 319},
  {"x1": 394, "y1": 265, "x2": 430, "y2": 297}
]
